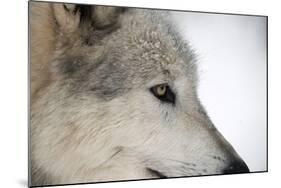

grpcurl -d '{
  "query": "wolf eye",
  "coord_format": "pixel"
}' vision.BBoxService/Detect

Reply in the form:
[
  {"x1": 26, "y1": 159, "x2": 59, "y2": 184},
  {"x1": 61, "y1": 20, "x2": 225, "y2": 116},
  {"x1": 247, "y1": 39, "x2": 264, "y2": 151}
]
[{"x1": 150, "y1": 84, "x2": 175, "y2": 104}]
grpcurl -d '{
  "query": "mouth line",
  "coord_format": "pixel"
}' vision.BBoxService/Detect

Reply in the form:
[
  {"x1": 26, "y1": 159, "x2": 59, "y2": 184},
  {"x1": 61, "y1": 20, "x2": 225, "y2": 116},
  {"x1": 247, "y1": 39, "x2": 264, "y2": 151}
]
[{"x1": 146, "y1": 168, "x2": 168, "y2": 178}]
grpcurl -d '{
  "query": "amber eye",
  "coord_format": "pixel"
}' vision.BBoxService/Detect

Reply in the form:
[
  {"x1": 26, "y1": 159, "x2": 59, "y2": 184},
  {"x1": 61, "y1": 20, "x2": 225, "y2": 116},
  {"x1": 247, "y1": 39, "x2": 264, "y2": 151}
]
[
  {"x1": 150, "y1": 84, "x2": 176, "y2": 104},
  {"x1": 156, "y1": 85, "x2": 166, "y2": 96}
]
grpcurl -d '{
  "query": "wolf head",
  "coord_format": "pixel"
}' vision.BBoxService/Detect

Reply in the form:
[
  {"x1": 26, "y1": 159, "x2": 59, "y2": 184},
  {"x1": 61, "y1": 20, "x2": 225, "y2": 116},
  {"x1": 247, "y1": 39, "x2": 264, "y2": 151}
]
[{"x1": 30, "y1": 2, "x2": 249, "y2": 186}]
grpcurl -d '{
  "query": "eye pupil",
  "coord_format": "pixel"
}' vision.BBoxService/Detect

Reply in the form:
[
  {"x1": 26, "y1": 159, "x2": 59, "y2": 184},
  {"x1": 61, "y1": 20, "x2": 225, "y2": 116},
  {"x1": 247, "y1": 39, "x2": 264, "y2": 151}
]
[
  {"x1": 156, "y1": 85, "x2": 166, "y2": 96},
  {"x1": 150, "y1": 84, "x2": 176, "y2": 104}
]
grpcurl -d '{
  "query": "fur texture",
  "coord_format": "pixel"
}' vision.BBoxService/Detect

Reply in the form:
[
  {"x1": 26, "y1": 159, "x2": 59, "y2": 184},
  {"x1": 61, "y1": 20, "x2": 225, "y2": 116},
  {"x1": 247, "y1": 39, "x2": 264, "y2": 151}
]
[{"x1": 30, "y1": 2, "x2": 249, "y2": 186}]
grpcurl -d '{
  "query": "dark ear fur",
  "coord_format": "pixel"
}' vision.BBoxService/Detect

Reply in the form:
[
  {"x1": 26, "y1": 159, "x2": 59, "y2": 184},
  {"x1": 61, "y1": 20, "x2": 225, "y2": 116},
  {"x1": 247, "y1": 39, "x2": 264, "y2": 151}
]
[
  {"x1": 52, "y1": 3, "x2": 125, "y2": 37},
  {"x1": 90, "y1": 6, "x2": 126, "y2": 29}
]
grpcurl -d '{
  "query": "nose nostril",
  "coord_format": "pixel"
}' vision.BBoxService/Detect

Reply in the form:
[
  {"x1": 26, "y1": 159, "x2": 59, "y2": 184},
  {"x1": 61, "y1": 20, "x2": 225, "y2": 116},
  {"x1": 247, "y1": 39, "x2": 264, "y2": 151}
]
[{"x1": 223, "y1": 161, "x2": 250, "y2": 174}]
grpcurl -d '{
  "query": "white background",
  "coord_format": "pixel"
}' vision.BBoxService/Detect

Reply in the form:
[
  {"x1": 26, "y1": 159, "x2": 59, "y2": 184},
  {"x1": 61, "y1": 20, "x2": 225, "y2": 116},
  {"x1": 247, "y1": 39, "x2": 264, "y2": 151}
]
[
  {"x1": 172, "y1": 12, "x2": 266, "y2": 172},
  {"x1": 1, "y1": 0, "x2": 280, "y2": 188}
]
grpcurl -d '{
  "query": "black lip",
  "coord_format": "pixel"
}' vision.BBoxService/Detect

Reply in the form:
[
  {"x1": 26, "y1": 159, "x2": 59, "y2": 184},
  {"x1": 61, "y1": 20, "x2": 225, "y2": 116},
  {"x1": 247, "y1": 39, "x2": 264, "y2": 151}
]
[{"x1": 146, "y1": 168, "x2": 168, "y2": 178}]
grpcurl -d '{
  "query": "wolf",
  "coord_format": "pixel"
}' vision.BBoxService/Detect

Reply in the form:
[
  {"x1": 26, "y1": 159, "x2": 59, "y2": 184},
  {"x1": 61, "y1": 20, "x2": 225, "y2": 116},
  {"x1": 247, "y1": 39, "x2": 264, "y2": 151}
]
[{"x1": 30, "y1": 1, "x2": 249, "y2": 186}]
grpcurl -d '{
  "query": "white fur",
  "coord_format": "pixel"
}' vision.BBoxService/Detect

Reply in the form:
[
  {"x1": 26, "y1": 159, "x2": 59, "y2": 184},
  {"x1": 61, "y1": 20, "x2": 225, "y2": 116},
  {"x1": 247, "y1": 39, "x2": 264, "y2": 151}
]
[{"x1": 30, "y1": 2, "x2": 247, "y2": 186}]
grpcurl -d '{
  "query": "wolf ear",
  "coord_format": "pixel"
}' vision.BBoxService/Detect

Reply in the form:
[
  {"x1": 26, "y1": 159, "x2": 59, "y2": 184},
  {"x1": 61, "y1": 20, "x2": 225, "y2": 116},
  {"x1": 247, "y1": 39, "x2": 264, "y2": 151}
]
[
  {"x1": 52, "y1": 4, "x2": 80, "y2": 33},
  {"x1": 52, "y1": 3, "x2": 125, "y2": 35}
]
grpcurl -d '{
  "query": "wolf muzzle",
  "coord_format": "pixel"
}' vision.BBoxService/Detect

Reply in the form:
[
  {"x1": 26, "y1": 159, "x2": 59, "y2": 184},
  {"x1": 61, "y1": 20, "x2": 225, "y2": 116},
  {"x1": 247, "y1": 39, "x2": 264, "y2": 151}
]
[{"x1": 223, "y1": 160, "x2": 249, "y2": 174}]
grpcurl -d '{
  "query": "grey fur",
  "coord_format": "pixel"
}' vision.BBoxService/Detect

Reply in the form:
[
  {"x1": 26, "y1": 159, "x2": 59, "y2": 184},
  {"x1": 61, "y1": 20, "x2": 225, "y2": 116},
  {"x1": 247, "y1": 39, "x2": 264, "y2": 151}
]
[
  {"x1": 30, "y1": 2, "x2": 249, "y2": 186},
  {"x1": 52, "y1": 7, "x2": 197, "y2": 101}
]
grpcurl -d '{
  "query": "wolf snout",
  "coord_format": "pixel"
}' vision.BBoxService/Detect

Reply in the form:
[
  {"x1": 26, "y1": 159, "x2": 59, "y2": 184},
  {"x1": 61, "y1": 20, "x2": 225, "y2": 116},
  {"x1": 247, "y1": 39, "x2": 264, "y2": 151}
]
[{"x1": 223, "y1": 160, "x2": 249, "y2": 174}]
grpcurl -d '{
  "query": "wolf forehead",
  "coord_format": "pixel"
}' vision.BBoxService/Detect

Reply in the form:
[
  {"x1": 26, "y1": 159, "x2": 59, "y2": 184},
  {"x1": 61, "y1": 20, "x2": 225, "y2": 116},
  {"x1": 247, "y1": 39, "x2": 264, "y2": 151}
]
[{"x1": 56, "y1": 9, "x2": 196, "y2": 100}]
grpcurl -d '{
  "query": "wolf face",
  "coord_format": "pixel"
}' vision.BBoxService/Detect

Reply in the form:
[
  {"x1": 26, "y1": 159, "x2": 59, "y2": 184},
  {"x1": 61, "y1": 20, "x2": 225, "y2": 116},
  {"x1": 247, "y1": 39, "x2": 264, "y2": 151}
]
[{"x1": 30, "y1": 2, "x2": 249, "y2": 186}]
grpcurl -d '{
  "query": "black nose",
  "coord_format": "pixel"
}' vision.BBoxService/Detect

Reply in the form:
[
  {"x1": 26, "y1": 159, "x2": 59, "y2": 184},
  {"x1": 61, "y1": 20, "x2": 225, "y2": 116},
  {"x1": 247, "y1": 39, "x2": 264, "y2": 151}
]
[{"x1": 223, "y1": 160, "x2": 250, "y2": 174}]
